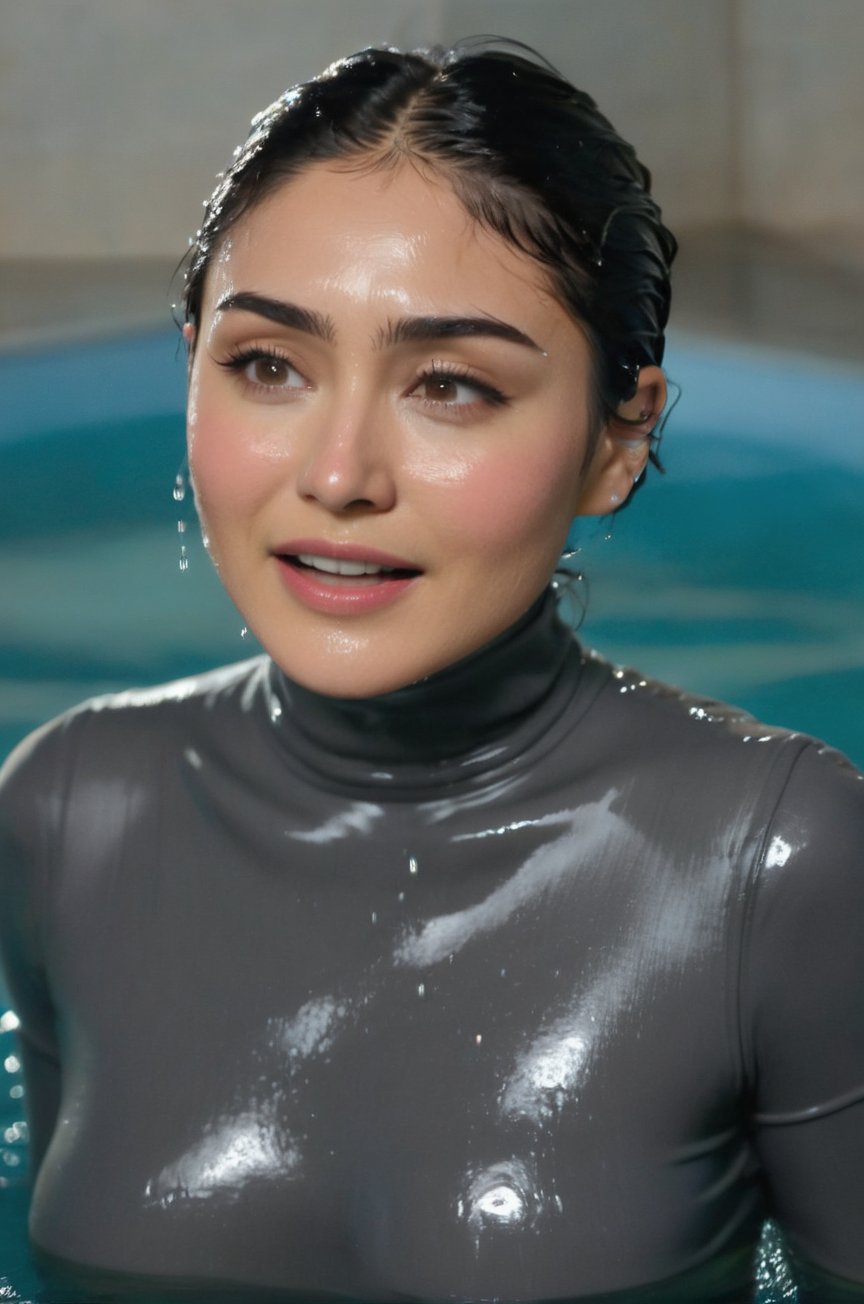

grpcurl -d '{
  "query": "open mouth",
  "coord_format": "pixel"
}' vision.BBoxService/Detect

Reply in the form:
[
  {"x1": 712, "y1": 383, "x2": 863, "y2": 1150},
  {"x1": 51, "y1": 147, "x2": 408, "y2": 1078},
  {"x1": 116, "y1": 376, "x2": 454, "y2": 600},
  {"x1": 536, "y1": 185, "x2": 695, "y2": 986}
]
[{"x1": 281, "y1": 552, "x2": 422, "y2": 583}]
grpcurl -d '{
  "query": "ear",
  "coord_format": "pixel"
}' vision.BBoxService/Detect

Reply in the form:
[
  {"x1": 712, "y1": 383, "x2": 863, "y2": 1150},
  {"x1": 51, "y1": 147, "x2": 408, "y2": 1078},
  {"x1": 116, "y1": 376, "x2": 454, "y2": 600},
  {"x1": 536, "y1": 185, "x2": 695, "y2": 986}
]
[{"x1": 573, "y1": 366, "x2": 667, "y2": 516}]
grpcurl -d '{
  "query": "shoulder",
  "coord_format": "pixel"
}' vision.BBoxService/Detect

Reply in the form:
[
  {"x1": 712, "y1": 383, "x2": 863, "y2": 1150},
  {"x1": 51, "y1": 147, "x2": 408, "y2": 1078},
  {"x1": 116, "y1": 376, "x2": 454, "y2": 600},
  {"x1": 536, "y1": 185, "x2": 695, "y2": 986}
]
[
  {"x1": 572, "y1": 648, "x2": 864, "y2": 896},
  {"x1": 579, "y1": 653, "x2": 864, "y2": 1107},
  {"x1": 0, "y1": 656, "x2": 272, "y2": 811},
  {"x1": 584, "y1": 648, "x2": 802, "y2": 759},
  {"x1": 738, "y1": 737, "x2": 864, "y2": 1116},
  {"x1": 576, "y1": 647, "x2": 839, "y2": 821}
]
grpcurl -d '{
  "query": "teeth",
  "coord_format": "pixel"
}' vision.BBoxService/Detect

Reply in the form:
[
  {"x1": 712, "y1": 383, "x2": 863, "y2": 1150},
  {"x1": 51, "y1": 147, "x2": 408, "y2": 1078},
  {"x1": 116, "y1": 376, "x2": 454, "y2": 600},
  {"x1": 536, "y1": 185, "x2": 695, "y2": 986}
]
[{"x1": 296, "y1": 552, "x2": 395, "y2": 577}]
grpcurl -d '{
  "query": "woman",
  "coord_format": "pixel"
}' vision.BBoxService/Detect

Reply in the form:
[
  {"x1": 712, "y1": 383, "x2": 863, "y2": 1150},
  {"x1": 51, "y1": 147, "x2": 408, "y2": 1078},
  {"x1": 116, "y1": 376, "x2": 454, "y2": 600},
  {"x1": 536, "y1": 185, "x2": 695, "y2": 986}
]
[{"x1": 2, "y1": 42, "x2": 863, "y2": 1304}]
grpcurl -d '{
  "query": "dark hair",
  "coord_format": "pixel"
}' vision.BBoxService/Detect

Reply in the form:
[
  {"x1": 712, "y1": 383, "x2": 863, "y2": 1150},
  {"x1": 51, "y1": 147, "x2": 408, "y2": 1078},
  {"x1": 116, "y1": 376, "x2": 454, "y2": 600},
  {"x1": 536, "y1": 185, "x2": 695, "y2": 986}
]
[{"x1": 183, "y1": 40, "x2": 676, "y2": 449}]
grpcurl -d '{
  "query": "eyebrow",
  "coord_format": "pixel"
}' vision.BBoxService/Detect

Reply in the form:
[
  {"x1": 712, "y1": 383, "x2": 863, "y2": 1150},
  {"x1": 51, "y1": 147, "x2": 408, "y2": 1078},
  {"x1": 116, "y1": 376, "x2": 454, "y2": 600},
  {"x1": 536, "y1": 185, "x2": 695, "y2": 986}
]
[
  {"x1": 216, "y1": 292, "x2": 335, "y2": 342},
  {"x1": 216, "y1": 292, "x2": 541, "y2": 354},
  {"x1": 379, "y1": 315, "x2": 542, "y2": 352}
]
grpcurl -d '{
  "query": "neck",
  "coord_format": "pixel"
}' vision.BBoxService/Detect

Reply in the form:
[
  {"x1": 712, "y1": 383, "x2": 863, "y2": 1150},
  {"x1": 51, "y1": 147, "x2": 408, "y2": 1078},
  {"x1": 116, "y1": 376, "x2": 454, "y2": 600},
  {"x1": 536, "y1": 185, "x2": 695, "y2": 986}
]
[{"x1": 265, "y1": 589, "x2": 586, "y2": 796}]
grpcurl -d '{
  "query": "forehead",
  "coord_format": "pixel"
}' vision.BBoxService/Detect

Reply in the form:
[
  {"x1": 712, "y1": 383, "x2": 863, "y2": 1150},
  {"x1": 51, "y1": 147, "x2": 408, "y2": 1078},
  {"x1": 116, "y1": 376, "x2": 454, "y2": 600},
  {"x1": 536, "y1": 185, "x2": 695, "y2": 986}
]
[{"x1": 202, "y1": 161, "x2": 570, "y2": 335}]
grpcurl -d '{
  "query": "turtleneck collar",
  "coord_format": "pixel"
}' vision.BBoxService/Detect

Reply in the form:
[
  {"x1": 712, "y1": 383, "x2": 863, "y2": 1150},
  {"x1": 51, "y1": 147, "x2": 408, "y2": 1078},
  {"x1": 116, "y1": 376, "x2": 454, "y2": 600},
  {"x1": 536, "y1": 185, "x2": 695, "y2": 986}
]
[{"x1": 264, "y1": 589, "x2": 588, "y2": 797}]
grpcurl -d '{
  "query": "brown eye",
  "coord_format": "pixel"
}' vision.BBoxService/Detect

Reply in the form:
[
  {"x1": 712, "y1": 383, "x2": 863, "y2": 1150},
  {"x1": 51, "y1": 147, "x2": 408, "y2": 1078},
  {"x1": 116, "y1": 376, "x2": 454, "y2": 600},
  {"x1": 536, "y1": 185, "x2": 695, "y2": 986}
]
[
  {"x1": 410, "y1": 368, "x2": 509, "y2": 412},
  {"x1": 218, "y1": 347, "x2": 308, "y2": 394},
  {"x1": 421, "y1": 375, "x2": 462, "y2": 402},
  {"x1": 246, "y1": 356, "x2": 299, "y2": 387}
]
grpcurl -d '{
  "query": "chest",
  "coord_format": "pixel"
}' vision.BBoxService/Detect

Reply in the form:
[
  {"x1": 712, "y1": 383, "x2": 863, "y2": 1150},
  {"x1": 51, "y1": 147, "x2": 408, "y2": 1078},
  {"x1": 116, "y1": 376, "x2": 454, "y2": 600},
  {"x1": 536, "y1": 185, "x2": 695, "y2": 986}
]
[{"x1": 35, "y1": 780, "x2": 753, "y2": 1297}]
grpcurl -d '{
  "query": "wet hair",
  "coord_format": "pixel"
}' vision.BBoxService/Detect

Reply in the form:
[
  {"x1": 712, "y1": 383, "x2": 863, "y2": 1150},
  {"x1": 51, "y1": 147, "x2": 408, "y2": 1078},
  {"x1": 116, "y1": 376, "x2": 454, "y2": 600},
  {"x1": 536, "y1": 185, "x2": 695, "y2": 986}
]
[{"x1": 183, "y1": 40, "x2": 676, "y2": 457}]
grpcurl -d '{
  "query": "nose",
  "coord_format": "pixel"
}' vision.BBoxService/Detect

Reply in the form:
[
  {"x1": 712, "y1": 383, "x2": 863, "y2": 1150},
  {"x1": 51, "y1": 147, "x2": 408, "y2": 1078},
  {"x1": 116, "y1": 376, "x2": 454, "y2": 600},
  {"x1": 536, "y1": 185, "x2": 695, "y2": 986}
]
[{"x1": 295, "y1": 400, "x2": 396, "y2": 514}]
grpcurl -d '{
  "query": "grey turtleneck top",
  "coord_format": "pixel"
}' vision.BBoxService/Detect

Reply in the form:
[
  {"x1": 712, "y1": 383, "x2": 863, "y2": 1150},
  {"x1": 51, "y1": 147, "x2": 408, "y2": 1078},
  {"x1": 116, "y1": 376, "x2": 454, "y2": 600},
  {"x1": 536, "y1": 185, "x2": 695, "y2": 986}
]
[{"x1": 1, "y1": 593, "x2": 864, "y2": 1303}]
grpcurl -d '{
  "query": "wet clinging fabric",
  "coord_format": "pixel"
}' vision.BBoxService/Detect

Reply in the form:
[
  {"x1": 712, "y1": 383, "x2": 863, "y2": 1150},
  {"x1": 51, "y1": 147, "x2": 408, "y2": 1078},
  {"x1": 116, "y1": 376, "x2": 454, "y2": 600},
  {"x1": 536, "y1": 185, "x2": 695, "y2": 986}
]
[{"x1": 2, "y1": 592, "x2": 864, "y2": 1302}]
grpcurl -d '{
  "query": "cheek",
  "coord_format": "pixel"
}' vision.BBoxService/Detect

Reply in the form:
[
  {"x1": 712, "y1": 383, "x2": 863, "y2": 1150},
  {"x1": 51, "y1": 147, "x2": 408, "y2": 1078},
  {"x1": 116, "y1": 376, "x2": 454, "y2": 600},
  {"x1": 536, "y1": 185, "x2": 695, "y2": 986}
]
[
  {"x1": 187, "y1": 384, "x2": 280, "y2": 527},
  {"x1": 425, "y1": 434, "x2": 581, "y2": 563}
]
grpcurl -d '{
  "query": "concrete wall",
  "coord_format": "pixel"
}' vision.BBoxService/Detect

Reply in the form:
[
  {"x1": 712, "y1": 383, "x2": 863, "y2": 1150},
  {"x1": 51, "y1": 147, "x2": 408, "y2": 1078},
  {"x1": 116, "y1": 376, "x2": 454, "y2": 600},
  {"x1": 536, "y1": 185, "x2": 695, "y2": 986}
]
[
  {"x1": 736, "y1": 0, "x2": 864, "y2": 235},
  {"x1": 0, "y1": 0, "x2": 861, "y2": 258}
]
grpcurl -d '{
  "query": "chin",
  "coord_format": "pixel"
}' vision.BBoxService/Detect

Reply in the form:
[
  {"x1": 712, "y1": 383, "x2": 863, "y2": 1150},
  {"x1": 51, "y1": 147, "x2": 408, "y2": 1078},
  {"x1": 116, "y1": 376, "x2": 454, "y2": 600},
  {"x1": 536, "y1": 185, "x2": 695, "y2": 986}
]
[
  {"x1": 255, "y1": 592, "x2": 549, "y2": 700},
  {"x1": 267, "y1": 645, "x2": 431, "y2": 701}
]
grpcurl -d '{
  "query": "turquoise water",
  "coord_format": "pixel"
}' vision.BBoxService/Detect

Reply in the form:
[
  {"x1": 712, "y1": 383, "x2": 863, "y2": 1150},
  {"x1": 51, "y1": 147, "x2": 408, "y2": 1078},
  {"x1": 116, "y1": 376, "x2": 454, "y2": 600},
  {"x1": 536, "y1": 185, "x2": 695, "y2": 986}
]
[{"x1": 1, "y1": 329, "x2": 863, "y2": 1299}]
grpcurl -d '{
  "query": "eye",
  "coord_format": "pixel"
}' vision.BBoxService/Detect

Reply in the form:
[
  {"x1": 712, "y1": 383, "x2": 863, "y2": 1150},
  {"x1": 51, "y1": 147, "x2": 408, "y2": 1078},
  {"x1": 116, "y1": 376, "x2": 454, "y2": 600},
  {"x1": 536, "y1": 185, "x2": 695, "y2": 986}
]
[
  {"x1": 415, "y1": 373, "x2": 477, "y2": 405},
  {"x1": 218, "y1": 347, "x2": 307, "y2": 394},
  {"x1": 409, "y1": 364, "x2": 508, "y2": 413}
]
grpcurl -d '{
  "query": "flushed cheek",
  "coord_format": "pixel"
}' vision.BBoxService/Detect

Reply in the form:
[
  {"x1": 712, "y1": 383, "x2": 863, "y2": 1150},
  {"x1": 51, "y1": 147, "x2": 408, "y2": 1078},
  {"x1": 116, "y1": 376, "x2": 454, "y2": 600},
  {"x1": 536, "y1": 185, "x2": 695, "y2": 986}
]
[
  {"x1": 424, "y1": 446, "x2": 579, "y2": 566},
  {"x1": 188, "y1": 405, "x2": 290, "y2": 532}
]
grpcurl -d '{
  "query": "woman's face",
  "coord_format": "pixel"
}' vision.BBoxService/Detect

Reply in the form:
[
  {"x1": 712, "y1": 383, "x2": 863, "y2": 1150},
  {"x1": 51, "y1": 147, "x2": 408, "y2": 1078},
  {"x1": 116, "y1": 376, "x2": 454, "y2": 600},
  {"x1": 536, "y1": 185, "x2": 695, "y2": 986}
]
[{"x1": 187, "y1": 162, "x2": 632, "y2": 697}]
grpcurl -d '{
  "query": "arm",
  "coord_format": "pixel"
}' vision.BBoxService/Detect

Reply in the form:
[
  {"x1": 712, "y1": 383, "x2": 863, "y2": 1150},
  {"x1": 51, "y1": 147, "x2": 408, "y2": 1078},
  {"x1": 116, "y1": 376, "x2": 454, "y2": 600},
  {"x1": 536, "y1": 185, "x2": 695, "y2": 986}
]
[
  {"x1": 741, "y1": 741, "x2": 864, "y2": 1297},
  {"x1": 0, "y1": 726, "x2": 64, "y2": 1175}
]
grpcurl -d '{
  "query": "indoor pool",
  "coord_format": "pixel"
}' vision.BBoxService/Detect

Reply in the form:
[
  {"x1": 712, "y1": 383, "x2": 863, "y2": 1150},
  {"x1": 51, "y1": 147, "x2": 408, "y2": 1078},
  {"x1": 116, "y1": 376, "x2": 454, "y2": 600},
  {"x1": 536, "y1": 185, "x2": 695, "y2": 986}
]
[{"x1": 1, "y1": 327, "x2": 863, "y2": 1301}]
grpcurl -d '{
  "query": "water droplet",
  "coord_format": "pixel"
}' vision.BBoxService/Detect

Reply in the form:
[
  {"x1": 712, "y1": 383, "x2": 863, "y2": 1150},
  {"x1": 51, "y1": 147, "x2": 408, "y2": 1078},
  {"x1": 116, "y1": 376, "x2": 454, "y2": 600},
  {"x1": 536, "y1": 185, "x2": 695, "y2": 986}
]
[
  {"x1": 475, "y1": 1033, "x2": 483, "y2": 1046},
  {"x1": 417, "y1": 982, "x2": 426, "y2": 998},
  {"x1": 173, "y1": 474, "x2": 186, "y2": 503},
  {"x1": 240, "y1": 626, "x2": 248, "y2": 639},
  {"x1": 0, "y1": 1012, "x2": 19, "y2": 1033},
  {"x1": 3, "y1": 1056, "x2": 20, "y2": 1075},
  {"x1": 9, "y1": 1086, "x2": 23, "y2": 1100},
  {"x1": 177, "y1": 520, "x2": 186, "y2": 535},
  {"x1": 2, "y1": 1151, "x2": 20, "y2": 1167},
  {"x1": 370, "y1": 911, "x2": 378, "y2": 925},
  {"x1": 397, "y1": 891, "x2": 405, "y2": 902},
  {"x1": 408, "y1": 856, "x2": 418, "y2": 875},
  {"x1": 179, "y1": 545, "x2": 189, "y2": 573}
]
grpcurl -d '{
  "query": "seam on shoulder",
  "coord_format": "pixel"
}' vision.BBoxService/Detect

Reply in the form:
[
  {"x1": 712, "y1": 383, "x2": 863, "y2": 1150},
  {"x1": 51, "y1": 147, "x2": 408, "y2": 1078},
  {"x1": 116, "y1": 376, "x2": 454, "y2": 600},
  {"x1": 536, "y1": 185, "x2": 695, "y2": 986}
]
[{"x1": 732, "y1": 735, "x2": 817, "y2": 1102}]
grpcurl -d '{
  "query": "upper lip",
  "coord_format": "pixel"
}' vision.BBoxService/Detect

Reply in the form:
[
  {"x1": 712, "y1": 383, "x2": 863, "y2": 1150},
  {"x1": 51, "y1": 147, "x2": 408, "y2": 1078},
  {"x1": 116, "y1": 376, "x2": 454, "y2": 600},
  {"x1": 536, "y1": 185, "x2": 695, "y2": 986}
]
[{"x1": 272, "y1": 539, "x2": 421, "y2": 571}]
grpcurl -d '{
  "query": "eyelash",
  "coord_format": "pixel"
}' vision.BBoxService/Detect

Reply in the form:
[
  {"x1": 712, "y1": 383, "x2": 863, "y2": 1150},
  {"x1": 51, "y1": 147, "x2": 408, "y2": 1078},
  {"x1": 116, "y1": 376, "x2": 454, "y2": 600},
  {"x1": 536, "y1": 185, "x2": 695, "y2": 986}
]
[
  {"x1": 216, "y1": 347, "x2": 511, "y2": 412},
  {"x1": 217, "y1": 345, "x2": 301, "y2": 392},
  {"x1": 413, "y1": 360, "x2": 510, "y2": 411}
]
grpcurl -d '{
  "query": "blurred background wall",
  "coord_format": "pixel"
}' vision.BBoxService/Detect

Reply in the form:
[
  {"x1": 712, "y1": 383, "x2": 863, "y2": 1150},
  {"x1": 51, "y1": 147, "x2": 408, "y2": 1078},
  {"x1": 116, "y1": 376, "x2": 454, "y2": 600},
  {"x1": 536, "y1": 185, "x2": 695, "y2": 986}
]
[{"x1": 1, "y1": 0, "x2": 862, "y2": 262}]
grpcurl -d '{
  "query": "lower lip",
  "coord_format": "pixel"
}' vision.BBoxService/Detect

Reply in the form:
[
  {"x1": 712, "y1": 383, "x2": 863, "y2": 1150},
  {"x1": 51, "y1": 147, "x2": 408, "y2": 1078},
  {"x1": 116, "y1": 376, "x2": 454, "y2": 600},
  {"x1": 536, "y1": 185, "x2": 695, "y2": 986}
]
[{"x1": 274, "y1": 556, "x2": 419, "y2": 614}]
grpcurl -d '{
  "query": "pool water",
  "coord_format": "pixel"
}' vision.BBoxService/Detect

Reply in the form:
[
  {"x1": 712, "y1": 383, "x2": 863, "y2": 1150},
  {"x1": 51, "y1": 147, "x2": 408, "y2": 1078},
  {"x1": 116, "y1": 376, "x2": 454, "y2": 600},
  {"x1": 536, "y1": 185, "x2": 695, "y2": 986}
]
[{"x1": 1, "y1": 330, "x2": 862, "y2": 1300}]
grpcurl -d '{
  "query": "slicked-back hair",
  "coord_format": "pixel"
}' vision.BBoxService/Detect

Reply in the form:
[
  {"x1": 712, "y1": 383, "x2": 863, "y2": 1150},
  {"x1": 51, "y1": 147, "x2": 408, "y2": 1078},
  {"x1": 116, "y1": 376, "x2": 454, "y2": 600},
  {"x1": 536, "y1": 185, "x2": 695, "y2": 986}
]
[{"x1": 182, "y1": 42, "x2": 677, "y2": 438}]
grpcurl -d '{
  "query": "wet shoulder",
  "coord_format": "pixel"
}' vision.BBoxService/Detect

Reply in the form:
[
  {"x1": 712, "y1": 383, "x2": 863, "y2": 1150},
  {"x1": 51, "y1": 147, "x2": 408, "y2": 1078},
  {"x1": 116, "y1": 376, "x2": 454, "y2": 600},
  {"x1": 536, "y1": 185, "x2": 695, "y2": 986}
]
[
  {"x1": 579, "y1": 646, "x2": 822, "y2": 774},
  {"x1": 566, "y1": 647, "x2": 864, "y2": 862},
  {"x1": 0, "y1": 657, "x2": 272, "y2": 796}
]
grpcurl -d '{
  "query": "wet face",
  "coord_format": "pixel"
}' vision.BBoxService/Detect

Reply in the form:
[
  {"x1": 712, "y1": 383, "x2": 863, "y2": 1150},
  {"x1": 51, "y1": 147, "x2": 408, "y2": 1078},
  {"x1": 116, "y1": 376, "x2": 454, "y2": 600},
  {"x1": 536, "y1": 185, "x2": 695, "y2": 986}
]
[{"x1": 187, "y1": 162, "x2": 636, "y2": 698}]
